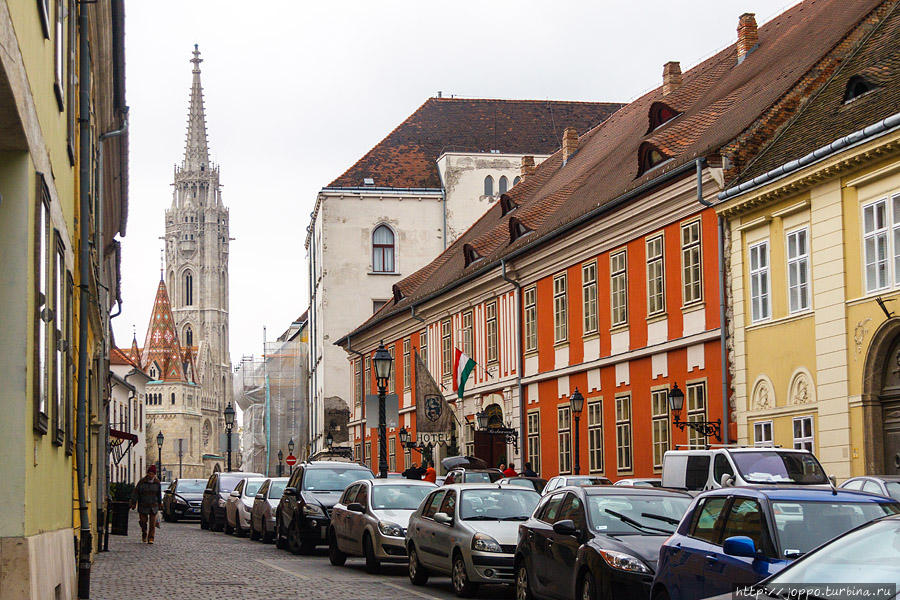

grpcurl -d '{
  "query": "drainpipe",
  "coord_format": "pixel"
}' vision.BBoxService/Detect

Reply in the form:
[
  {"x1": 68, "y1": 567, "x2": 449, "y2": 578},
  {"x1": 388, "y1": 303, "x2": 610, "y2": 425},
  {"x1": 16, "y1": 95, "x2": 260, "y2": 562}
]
[
  {"x1": 500, "y1": 259, "x2": 525, "y2": 462},
  {"x1": 76, "y1": 2, "x2": 92, "y2": 595},
  {"x1": 346, "y1": 334, "x2": 367, "y2": 443},
  {"x1": 99, "y1": 109, "x2": 128, "y2": 326}
]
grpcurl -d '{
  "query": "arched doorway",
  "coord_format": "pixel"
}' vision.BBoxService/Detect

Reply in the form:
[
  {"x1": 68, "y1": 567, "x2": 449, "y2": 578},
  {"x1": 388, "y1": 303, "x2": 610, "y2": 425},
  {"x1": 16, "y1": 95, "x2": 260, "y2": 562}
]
[
  {"x1": 474, "y1": 401, "x2": 507, "y2": 468},
  {"x1": 861, "y1": 317, "x2": 900, "y2": 475}
]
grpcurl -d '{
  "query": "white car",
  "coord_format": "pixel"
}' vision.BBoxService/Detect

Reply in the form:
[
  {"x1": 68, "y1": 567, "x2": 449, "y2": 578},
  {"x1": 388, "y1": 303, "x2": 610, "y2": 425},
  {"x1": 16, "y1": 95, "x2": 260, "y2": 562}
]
[{"x1": 225, "y1": 477, "x2": 265, "y2": 536}]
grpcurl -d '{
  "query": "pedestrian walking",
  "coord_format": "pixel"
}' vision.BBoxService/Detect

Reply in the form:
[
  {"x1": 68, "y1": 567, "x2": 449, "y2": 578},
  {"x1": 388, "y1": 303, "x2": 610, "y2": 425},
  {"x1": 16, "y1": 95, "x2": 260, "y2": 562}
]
[
  {"x1": 130, "y1": 465, "x2": 162, "y2": 544},
  {"x1": 423, "y1": 461, "x2": 436, "y2": 483},
  {"x1": 523, "y1": 462, "x2": 538, "y2": 478},
  {"x1": 503, "y1": 462, "x2": 518, "y2": 477},
  {"x1": 403, "y1": 462, "x2": 423, "y2": 480}
]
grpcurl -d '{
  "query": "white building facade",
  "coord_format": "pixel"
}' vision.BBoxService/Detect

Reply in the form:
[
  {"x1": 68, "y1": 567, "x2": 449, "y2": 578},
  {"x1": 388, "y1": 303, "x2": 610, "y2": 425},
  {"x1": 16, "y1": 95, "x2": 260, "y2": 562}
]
[{"x1": 109, "y1": 349, "x2": 151, "y2": 484}]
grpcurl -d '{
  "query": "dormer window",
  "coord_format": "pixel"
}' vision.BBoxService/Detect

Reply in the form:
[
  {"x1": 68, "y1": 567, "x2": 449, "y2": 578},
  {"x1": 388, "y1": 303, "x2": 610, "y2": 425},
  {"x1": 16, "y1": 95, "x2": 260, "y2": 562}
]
[
  {"x1": 463, "y1": 244, "x2": 483, "y2": 267},
  {"x1": 647, "y1": 101, "x2": 681, "y2": 132},
  {"x1": 392, "y1": 284, "x2": 403, "y2": 303},
  {"x1": 509, "y1": 217, "x2": 532, "y2": 242},
  {"x1": 843, "y1": 75, "x2": 877, "y2": 104},
  {"x1": 638, "y1": 142, "x2": 671, "y2": 176},
  {"x1": 500, "y1": 194, "x2": 516, "y2": 216}
]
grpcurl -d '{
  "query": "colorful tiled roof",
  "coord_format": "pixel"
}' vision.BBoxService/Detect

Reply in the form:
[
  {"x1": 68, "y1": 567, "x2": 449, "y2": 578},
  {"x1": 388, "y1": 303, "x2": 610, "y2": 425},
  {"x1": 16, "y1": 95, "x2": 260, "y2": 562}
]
[
  {"x1": 327, "y1": 98, "x2": 624, "y2": 189},
  {"x1": 110, "y1": 346, "x2": 141, "y2": 369},
  {"x1": 140, "y1": 279, "x2": 195, "y2": 383}
]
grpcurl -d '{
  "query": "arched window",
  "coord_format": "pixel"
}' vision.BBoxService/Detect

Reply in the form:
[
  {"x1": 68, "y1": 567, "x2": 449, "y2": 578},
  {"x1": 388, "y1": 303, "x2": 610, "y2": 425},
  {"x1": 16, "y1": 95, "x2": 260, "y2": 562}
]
[
  {"x1": 498, "y1": 176, "x2": 508, "y2": 194},
  {"x1": 513, "y1": 176, "x2": 521, "y2": 186},
  {"x1": 183, "y1": 270, "x2": 193, "y2": 306},
  {"x1": 484, "y1": 175, "x2": 494, "y2": 196},
  {"x1": 647, "y1": 101, "x2": 680, "y2": 132},
  {"x1": 637, "y1": 142, "x2": 670, "y2": 175},
  {"x1": 184, "y1": 325, "x2": 193, "y2": 348},
  {"x1": 844, "y1": 75, "x2": 876, "y2": 103},
  {"x1": 372, "y1": 225, "x2": 395, "y2": 273}
]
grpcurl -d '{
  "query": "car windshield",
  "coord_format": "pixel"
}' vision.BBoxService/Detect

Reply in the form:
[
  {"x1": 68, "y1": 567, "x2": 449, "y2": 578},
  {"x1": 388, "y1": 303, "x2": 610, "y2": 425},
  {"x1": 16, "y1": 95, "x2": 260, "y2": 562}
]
[
  {"x1": 460, "y1": 489, "x2": 540, "y2": 520},
  {"x1": 244, "y1": 481, "x2": 264, "y2": 497},
  {"x1": 773, "y1": 500, "x2": 900, "y2": 557},
  {"x1": 886, "y1": 482, "x2": 900, "y2": 501},
  {"x1": 731, "y1": 451, "x2": 828, "y2": 484},
  {"x1": 371, "y1": 485, "x2": 433, "y2": 510},
  {"x1": 506, "y1": 479, "x2": 536, "y2": 489},
  {"x1": 303, "y1": 468, "x2": 373, "y2": 492},
  {"x1": 586, "y1": 495, "x2": 692, "y2": 535},
  {"x1": 464, "y1": 471, "x2": 502, "y2": 483},
  {"x1": 219, "y1": 476, "x2": 248, "y2": 493},
  {"x1": 569, "y1": 477, "x2": 610, "y2": 486},
  {"x1": 176, "y1": 479, "x2": 206, "y2": 493},
  {"x1": 268, "y1": 481, "x2": 287, "y2": 500},
  {"x1": 768, "y1": 519, "x2": 900, "y2": 585}
]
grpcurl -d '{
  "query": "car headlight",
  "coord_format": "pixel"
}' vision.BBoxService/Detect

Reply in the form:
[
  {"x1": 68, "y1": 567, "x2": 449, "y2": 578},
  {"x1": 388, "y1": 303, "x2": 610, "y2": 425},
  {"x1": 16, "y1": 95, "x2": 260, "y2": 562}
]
[
  {"x1": 472, "y1": 533, "x2": 503, "y2": 553},
  {"x1": 597, "y1": 549, "x2": 651, "y2": 574},
  {"x1": 174, "y1": 496, "x2": 188, "y2": 506},
  {"x1": 378, "y1": 521, "x2": 404, "y2": 537},
  {"x1": 218, "y1": 498, "x2": 226, "y2": 507},
  {"x1": 303, "y1": 504, "x2": 325, "y2": 517}
]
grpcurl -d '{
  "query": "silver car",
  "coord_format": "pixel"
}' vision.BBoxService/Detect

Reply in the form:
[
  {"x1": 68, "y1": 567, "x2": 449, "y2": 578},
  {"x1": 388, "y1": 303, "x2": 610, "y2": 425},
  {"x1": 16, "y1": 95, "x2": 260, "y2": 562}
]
[
  {"x1": 250, "y1": 477, "x2": 289, "y2": 543},
  {"x1": 328, "y1": 478, "x2": 436, "y2": 572},
  {"x1": 405, "y1": 483, "x2": 540, "y2": 597},
  {"x1": 225, "y1": 477, "x2": 265, "y2": 536}
]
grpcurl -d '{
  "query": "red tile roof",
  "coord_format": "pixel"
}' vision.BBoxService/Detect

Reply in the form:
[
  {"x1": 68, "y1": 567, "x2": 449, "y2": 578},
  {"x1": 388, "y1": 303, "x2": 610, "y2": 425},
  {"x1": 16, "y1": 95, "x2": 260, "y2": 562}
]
[
  {"x1": 110, "y1": 346, "x2": 141, "y2": 369},
  {"x1": 340, "y1": 0, "x2": 887, "y2": 343},
  {"x1": 327, "y1": 98, "x2": 624, "y2": 189}
]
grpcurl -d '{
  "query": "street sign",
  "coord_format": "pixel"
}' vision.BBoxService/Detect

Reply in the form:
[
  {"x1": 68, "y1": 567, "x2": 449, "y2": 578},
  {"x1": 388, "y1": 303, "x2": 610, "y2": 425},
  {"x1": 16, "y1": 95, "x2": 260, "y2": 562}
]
[
  {"x1": 218, "y1": 432, "x2": 240, "y2": 453},
  {"x1": 365, "y1": 393, "x2": 399, "y2": 428},
  {"x1": 285, "y1": 454, "x2": 297, "y2": 467}
]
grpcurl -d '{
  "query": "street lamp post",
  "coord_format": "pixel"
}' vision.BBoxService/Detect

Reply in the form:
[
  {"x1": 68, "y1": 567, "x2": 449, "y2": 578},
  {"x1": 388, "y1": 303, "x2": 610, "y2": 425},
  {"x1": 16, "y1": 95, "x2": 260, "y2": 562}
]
[
  {"x1": 277, "y1": 449, "x2": 283, "y2": 477},
  {"x1": 372, "y1": 341, "x2": 393, "y2": 479},
  {"x1": 156, "y1": 431, "x2": 164, "y2": 481},
  {"x1": 570, "y1": 388, "x2": 584, "y2": 474},
  {"x1": 667, "y1": 383, "x2": 722, "y2": 442},
  {"x1": 288, "y1": 438, "x2": 295, "y2": 474},
  {"x1": 224, "y1": 403, "x2": 235, "y2": 472}
]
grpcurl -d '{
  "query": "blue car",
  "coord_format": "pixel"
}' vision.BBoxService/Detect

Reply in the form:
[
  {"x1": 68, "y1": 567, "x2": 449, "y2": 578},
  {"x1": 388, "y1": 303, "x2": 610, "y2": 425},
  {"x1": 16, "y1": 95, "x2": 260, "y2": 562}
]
[{"x1": 651, "y1": 487, "x2": 900, "y2": 600}]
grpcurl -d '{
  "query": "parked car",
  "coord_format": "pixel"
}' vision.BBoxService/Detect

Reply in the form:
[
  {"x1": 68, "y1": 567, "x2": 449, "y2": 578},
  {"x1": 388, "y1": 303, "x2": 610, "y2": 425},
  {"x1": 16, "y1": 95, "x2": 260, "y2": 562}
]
[
  {"x1": 162, "y1": 478, "x2": 206, "y2": 521},
  {"x1": 839, "y1": 475, "x2": 900, "y2": 500},
  {"x1": 700, "y1": 512, "x2": 900, "y2": 600},
  {"x1": 200, "y1": 471, "x2": 264, "y2": 531},
  {"x1": 443, "y1": 468, "x2": 503, "y2": 484},
  {"x1": 275, "y1": 460, "x2": 374, "y2": 554},
  {"x1": 250, "y1": 477, "x2": 288, "y2": 542},
  {"x1": 516, "y1": 485, "x2": 693, "y2": 600},
  {"x1": 498, "y1": 476, "x2": 548, "y2": 493},
  {"x1": 614, "y1": 478, "x2": 662, "y2": 488},
  {"x1": 225, "y1": 477, "x2": 266, "y2": 536},
  {"x1": 544, "y1": 475, "x2": 612, "y2": 494},
  {"x1": 660, "y1": 448, "x2": 829, "y2": 491},
  {"x1": 328, "y1": 479, "x2": 436, "y2": 572},
  {"x1": 651, "y1": 487, "x2": 900, "y2": 600},
  {"x1": 405, "y1": 483, "x2": 541, "y2": 596}
]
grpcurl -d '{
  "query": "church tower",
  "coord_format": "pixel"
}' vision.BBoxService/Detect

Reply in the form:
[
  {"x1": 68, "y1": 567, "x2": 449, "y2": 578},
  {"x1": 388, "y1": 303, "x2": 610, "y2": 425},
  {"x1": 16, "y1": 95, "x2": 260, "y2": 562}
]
[{"x1": 164, "y1": 45, "x2": 232, "y2": 468}]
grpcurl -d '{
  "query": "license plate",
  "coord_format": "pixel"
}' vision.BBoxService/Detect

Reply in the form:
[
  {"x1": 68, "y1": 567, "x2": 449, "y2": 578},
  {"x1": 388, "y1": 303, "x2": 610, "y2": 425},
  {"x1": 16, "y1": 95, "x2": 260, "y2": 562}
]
[{"x1": 321, "y1": 525, "x2": 327, "y2": 537}]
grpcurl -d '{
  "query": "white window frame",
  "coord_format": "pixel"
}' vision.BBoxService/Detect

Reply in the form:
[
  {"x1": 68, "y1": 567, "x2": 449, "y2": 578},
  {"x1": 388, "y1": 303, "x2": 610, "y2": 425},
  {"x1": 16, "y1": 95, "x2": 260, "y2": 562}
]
[
  {"x1": 582, "y1": 261, "x2": 598, "y2": 335},
  {"x1": 527, "y1": 411, "x2": 541, "y2": 476},
  {"x1": 610, "y1": 251, "x2": 628, "y2": 327},
  {"x1": 686, "y1": 381, "x2": 707, "y2": 448},
  {"x1": 615, "y1": 395, "x2": 632, "y2": 472},
  {"x1": 753, "y1": 420, "x2": 773, "y2": 447},
  {"x1": 647, "y1": 235, "x2": 665, "y2": 315},
  {"x1": 793, "y1": 416, "x2": 814, "y2": 451},
  {"x1": 486, "y1": 301, "x2": 498, "y2": 364},
  {"x1": 862, "y1": 197, "x2": 894, "y2": 293},
  {"x1": 651, "y1": 389, "x2": 669, "y2": 469},
  {"x1": 749, "y1": 241, "x2": 771, "y2": 323},
  {"x1": 558, "y1": 405, "x2": 571, "y2": 474},
  {"x1": 587, "y1": 400, "x2": 603, "y2": 473},
  {"x1": 462, "y1": 310, "x2": 474, "y2": 358},
  {"x1": 681, "y1": 220, "x2": 703, "y2": 305},
  {"x1": 403, "y1": 339, "x2": 411, "y2": 391},
  {"x1": 441, "y1": 319, "x2": 452, "y2": 379},
  {"x1": 786, "y1": 227, "x2": 811, "y2": 314},
  {"x1": 554, "y1": 273, "x2": 568, "y2": 343},
  {"x1": 524, "y1": 286, "x2": 537, "y2": 352},
  {"x1": 388, "y1": 437, "x2": 396, "y2": 472}
]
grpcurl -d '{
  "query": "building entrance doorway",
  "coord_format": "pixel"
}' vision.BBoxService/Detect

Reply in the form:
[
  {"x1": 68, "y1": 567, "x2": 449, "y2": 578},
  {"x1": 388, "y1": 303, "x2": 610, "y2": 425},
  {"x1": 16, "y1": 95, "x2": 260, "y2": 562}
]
[{"x1": 862, "y1": 319, "x2": 900, "y2": 475}]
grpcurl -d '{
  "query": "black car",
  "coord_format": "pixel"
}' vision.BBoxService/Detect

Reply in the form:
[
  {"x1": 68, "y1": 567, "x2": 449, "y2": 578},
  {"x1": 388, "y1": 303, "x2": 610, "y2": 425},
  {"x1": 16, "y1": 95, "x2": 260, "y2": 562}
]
[
  {"x1": 275, "y1": 460, "x2": 374, "y2": 554},
  {"x1": 200, "y1": 471, "x2": 264, "y2": 531},
  {"x1": 515, "y1": 485, "x2": 693, "y2": 600},
  {"x1": 162, "y1": 478, "x2": 206, "y2": 521}
]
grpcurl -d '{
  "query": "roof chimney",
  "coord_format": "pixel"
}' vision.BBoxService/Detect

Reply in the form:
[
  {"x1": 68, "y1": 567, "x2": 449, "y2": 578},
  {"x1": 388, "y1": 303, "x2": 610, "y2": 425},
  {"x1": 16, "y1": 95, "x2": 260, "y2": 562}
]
[
  {"x1": 737, "y1": 13, "x2": 758, "y2": 64},
  {"x1": 521, "y1": 155, "x2": 535, "y2": 177},
  {"x1": 662, "y1": 61, "x2": 682, "y2": 95},
  {"x1": 562, "y1": 127, "x2": 579, "y2": 166}
]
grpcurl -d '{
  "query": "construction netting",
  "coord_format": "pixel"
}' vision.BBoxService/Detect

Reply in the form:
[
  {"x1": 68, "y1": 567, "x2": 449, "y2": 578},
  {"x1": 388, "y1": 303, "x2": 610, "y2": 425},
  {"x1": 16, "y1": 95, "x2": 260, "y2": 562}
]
[{"x1": 233, "y1": 338, "x2": 308, "y2": 476}]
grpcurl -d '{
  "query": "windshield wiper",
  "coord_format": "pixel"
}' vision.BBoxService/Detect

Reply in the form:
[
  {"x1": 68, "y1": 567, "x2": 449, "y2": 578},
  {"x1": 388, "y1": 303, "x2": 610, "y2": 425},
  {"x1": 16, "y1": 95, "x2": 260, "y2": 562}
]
[
  {"x1": 640, "y1": 512, "x2": 681, "y2": 526},
  {"x1": 462, "y1": 516, "x2": 497, "y2": 521},
  {"x1": 501, "y1": 516, "x2": 529, "y2": 521},
  {"x1": 604, "y1": 509, "x2": 672, "y2": 534}
]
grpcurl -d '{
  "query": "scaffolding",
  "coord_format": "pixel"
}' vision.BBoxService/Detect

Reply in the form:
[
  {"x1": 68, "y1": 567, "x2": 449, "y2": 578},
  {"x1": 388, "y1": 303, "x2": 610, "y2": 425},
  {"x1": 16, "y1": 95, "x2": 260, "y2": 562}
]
[{"x1": 234, "y1": 334, "x2": 308, "y2": 476}]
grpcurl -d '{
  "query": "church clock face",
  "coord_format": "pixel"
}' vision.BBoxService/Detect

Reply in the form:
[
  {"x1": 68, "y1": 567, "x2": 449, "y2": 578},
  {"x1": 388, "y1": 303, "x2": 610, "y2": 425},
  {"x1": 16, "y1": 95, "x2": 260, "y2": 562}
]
[{"x1": 203, "y1": 420, "x2": 212, "y2": 447}]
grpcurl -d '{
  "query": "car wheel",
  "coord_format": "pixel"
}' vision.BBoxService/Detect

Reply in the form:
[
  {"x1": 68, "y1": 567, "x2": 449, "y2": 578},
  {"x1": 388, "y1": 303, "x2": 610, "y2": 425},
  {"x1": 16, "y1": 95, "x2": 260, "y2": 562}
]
[
  {"x1": 516, "y1": 563, "x2": 533, "y2": 600},
  {"x1": 328, "y1": 528, "x2": 347, "y2": 566},
  {"x1": 249, "y1": 520, "x2": 259, "y2": 541},
  {"x1": 287, "y1": 520, "x2": 302, "y2": 555},
  {"x1": 275, "y1": 519, "x2": 286, "y2": 549},
  {"x1": 299, "y1": 539, "x2": 317, "y2": 555},
  {"x1": 212, "y1": 513, "x2": 224, "y2": 532},
  {"x1": 224, "y1": 514, "x2": 234, "y2": 535},
  {"x1": 200, "y1": 512, "x2": 208, "y2": 530},
  {"x1": 452, "y1": 552, "x2": 477, "y2": 598},
  {"x1": 263, "y1": 520, "x2": 274, "y2": 544},
  {"x1": 580, "y1": 572, "x2": 598, "y2": 600},
  {"x1": 408, "y1": 545, "x2": 429, "y2": 586},
  {"x1": 363, "y1": 533, "x2": 380, "y2": 574}
]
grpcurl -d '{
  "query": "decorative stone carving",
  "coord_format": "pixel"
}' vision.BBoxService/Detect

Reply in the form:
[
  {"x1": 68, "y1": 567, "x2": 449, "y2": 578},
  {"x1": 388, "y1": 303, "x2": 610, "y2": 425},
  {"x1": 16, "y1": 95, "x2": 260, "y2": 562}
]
[
  {"x1": 789, "y1": 369, "x2": 816, "y2": 405},
  {"x1": 752, "y1": 378, "x2": 773, "y2": 410},
  {"x1": 854, "y1": 318, "x2": 872, "y2": 355}
]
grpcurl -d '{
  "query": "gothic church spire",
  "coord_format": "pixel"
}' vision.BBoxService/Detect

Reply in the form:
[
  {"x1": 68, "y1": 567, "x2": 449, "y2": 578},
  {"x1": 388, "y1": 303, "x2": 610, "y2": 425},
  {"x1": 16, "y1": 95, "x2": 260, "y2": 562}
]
[{"x1": 183, "y1": 44, "x2": 209, "y2": 172}]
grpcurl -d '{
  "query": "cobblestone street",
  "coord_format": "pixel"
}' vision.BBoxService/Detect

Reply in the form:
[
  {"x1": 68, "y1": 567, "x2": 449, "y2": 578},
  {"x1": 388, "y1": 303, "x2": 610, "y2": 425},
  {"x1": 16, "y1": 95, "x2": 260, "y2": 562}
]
[{"x1": 90, "y1": 515, "x2": 513, "y2": 600}]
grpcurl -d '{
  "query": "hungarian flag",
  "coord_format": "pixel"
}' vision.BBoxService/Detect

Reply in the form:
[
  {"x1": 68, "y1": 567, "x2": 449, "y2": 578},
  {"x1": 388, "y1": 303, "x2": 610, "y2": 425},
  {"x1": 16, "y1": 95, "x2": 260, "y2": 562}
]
[{"x1": 453, "y1": 349, "x2": 476, "y2": 399}]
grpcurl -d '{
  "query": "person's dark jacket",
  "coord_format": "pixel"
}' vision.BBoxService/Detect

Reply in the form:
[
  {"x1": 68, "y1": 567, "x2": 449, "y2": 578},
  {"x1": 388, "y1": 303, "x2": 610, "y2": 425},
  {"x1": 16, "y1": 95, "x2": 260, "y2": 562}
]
[
  {"x1": 402, "y1": 466, "x2": 424, "y2": 480},
  {"x1": 523, "y1": 467, "x2": 538, "y2": 478},
  {"x1": 131, "y1": 476, "x2": 162, "y2": 514}
]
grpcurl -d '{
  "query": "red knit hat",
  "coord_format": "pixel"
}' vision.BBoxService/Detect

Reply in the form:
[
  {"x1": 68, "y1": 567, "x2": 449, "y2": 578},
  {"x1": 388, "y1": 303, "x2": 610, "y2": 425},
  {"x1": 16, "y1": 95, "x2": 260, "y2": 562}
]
[{"x1": 147, "y1": 465, "x2": 157, "y2": 474}]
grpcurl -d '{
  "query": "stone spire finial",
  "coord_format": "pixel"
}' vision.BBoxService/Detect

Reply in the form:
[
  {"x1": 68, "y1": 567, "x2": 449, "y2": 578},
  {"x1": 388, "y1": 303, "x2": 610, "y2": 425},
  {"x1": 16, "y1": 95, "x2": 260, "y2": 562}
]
[{"x1": 183, "y1": 44, "x2": 210, "y2": 172}]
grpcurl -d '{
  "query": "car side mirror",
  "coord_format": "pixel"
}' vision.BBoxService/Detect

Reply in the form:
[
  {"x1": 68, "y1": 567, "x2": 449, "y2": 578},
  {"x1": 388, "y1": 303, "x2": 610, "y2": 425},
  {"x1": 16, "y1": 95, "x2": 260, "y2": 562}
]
[
  {"x1": 553, "y1": 519, "x2": 579, "y2": 536},
  {"x1": 230, "y1": 491, "x2": 240, "y2": 497},
  {"x1": 720, "y1": 473, "x2": 735, "y2": 487},
  {"x1": 434, "y1": 512, "x2": 453, "y2": 525},
  {"x1": 723, "y1": 535, "x2": 757, "y2": 558},
  {"x1": 347, "y1": 502, "x2": 366, "y2": 513},
  {"x1": 283, "y1": 487, "x2": 297, "y2": 496},
  {"x1": 203, "y1": 489, "x2": 212, "y2": 494}
]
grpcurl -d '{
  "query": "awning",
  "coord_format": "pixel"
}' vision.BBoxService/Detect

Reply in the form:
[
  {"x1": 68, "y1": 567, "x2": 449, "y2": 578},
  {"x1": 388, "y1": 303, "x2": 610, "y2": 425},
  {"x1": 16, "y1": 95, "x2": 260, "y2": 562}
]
[{"x1": 109, "y1": 427, "x2": 138, "y2": 443}]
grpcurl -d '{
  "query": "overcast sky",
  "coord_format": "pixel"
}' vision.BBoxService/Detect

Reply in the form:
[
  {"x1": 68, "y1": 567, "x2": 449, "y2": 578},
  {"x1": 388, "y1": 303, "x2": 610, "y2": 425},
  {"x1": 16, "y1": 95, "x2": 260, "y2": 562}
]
[{"x1": 115, "y1": 0, "x2": 796, "y2": 362}]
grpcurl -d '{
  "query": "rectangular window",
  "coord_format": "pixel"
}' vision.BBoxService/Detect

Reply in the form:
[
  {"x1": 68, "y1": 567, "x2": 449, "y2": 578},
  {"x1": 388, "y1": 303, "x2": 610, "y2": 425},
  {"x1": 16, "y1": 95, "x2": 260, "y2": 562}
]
[
  {"x1": 420, "y1": 329, "x2": 427, "y2": 365},
  {"x1": 404, "y1": 447, "x2": 411, "y2": 470},
  {"x1": 557, "y1": 406, "x2": 571, "y2": 474},
  {"x1": 863, "y1": 199, "x2": 889, "y2": 292},
  {"x1": 354, "y1": 360, "x2": 361, "y2": 408},
  {"x1": 354, "y1": 443, "x2": 361, "y2": 462},
  {"x1": 441, "y1": 320, "x2": 452, "y2": 379},
  {"x1": 686, "y1": 382, "x2": 707, "y2": 448},
  {"x1": 485, "y1": 301, "x2": 498, "y2": 364},
  {"x1": 465, "y1": 422, "x2": 475, "y2": 458},
  {"x1": 65, "y1": 271, "x2": 73, "y2": 453},
  {"x1": 388, "y1": 347, "x2": 395, "y2": 393},
  {"x1": 610, "y1": 251, "x2": 628, "y2": 326},
  {"x1": 647, "y1": 235, "x2": 665, "y2": 315},
  {"x1": 753, "y1": 421, "x2": 773, "y2": 447},
  {"x1": 793, "y1": 416, "x2": 814, "y2": 451},
  {"x1": 553, "y1": 274, "x2": 568, "y2": 343},
  {"x1": 373, "y1": 299, "x2": 387, "y2": 314},
  {"x1": 582, "y1": 261, "x2": 598, "y2": 334},
  {"x1": 364, "y1": 441, "x2": 370, "y2": 469},
  {"x1": 34, "y1": 179, "x2": 51, "y2": 434},
  {"x1": 682, "y1": 220, "x2": 703, "y2": 304},
  {"x1": 53, "y1": 0, "x2": 64, "y2": 109},
  {"x1": 462, "y1": 311, "x2": 474, "y2": 358},
  {"x1": 651, "y1": 389, "x2": 669, "y2": 468},
  {"x1": 787, "y1": 228, "x2": 810, "y2": 313},
  {"x1": 403, "y1": 339, "x2": 411, "y2": 390},
  {"x1": 527, "y1": 411, "x2": 540, "y2": 476},
  {"x1": 524, "y1": 286, "x2": 537, "y2": 352},
  {"x1": 54, "y1": 234, "x2": 65, "y2": 443},
  {"x1": 587, "y1": 400, "x2": 603, "y2": 473},
  {"x1": 388, "y1": 437, "x2": 396, "y2": 472},
  {"x1": 615, "y1": 395, "x2": 632, "y2": 472},
  {"x1": 364, "y1": 358, "x2": 371, "y2": 409},
  {"x1": 749, "y1": 241, "x2": 770, "y2": 322}
]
